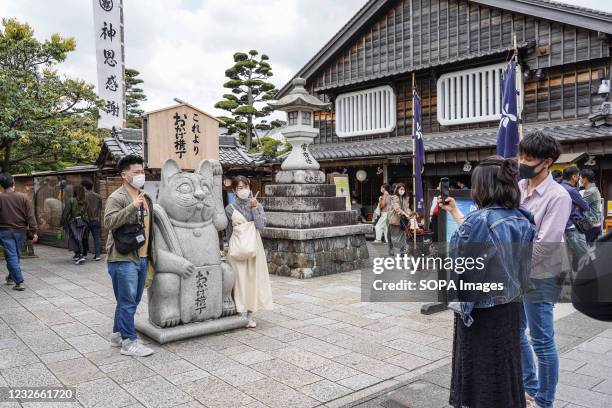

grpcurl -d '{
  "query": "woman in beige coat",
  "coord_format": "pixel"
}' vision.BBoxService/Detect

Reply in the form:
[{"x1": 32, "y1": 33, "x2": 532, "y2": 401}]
[{"x1": 225, "y1": 176, "x2": 273, "y2": 328}]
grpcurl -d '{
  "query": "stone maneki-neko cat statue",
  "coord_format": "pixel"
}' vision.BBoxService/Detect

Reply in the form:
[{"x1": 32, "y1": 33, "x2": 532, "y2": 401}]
[{"x1": 148, "y1": 159, "x2": 237, "y2": 329}]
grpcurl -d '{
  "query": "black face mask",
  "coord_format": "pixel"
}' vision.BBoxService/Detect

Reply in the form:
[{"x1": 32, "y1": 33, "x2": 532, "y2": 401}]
[{"x1": 519, "y1": 160, "x2": 545, "y2": 179}]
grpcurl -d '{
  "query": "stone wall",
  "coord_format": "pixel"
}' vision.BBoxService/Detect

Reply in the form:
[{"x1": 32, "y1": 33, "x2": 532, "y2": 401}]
[{"x1": 263, "y1": 234, "x2": 369, "y2": 279}]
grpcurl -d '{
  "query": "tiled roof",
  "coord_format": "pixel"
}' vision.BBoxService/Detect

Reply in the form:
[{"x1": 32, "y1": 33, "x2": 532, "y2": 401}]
[
  {"x1": 101, "y1": 129, "x2": 263, "y2": 168},
  {"x1": 308, "y1": 120, "x2": 612, "y2": 161}
]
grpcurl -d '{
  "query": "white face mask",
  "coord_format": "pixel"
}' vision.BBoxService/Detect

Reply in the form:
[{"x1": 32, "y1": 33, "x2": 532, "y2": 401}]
[
  {"x1": 237, "y1": 188, "x2": 251, "y2": 200},
  {"x1": 131, "y1": 174, "x2": 146, "y2": 189},
  {"x1": 398, "y1": 189, "x2": 405, "y2": 196}
]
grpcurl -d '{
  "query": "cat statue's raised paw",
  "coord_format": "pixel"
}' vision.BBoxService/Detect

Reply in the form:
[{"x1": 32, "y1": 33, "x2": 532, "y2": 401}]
[{"x1": 148, "y1": 159, "x2": 237, "y2": 328}]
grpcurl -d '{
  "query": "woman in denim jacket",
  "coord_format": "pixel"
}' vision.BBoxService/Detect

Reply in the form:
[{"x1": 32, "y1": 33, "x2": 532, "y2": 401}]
[{"x1": 441, "y1": 156, "x2": 536, "y2": 408}]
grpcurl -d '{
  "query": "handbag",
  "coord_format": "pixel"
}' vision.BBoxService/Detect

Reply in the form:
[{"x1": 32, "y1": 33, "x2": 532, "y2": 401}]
[
  {"x1": 573, "y1": 215, "x2": 593, "y2": 234},
  {"x1": 112, "y1": 206, "x2": 146, "y2": 255},
  {"x1": 228, "y1": 205, "x2": 258, "y2": 261}
]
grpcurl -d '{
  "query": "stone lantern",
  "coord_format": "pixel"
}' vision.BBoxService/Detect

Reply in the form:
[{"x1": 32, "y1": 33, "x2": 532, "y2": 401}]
[
  {"x1": 268, "y1": 77, "x2": 330, "y2": 183},
  {"x1": 259, "y1": 78, "x2": 371, "y2": 279}
]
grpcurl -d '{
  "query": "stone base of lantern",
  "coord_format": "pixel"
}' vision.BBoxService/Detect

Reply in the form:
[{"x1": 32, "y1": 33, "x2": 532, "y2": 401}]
[
  {"x1": 275, "y1": 170, "x2": 325, "y2": 184},
  {"x1": 260, "y1": 183, "x2": 372, "y2": 278}
]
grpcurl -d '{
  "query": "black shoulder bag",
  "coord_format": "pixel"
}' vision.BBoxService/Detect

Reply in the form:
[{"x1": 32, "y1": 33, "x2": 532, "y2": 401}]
[{"x1": 112, "y1": 205, "x2": 146, "y2": 255}]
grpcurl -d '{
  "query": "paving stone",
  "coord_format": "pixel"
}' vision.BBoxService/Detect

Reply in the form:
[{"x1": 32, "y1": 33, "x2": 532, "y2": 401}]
[
  {"x1": 270, "y1": 346, "x2": 330, "y2": 370},
  {"x1": 65, "y1": 333, "x2": 109, "y2": 354},
  {"x1": 556, "y1": 383, "x2": 612, "y2": 408},
  {"x1": 75, "y1": 377, "x2": 137, "y2": 408},
  {"x1": 577, "y1": 336, "x2": 612, "y2": 354},
  {"x1": 288, "y1": 337, "x2": 351, "y2": 359},
  {"x1": 238, "y1": 335, "x2": 287, "y2": 352},
  {"x1": 123, "y1": 375, "x2": 192, "y2": 408},
  {"x1": 239, "y1": 378, "x2": 319, "y2": 408},
  {"x1": 166, "y1": 369, "x2": 210, "y2": 386},
  {"x1": 0, "y1": 362, "x2": 60, "y2": 386},
  {"x1": 47, "y1": 357, "x2": 104, "y2": 385},
  {"x1": 384, "y1": 352, "x2": 432, "y2": 371},
  {"x1": 337, "y1": 373, "x2": 382, "y2": 391},
  {"x1": 218, "y1": 344, "x2": 255, "y2": 356},
  {"x1": 83, "y1": 348, "x2": 131, "y2": 367},
  {"x1": 383, "y1": 338, "x2": 450, "y2": 361},
  {"x1": 310, "y1": 361, "x2": 361, "y2": 382},
  {"x1": 39, "y1": 349, "x2": 81, "y2": 364},
  {"x1": 251, "y1": 359, "x2": 322, "y2": 388},
  {"x1": 230, "y1": 350, "x2": 274, "y2": 366},
  {"x1": 0, "y1": 345, "x2": 40, "y2": 369},
  {"x1": 17, "y1": 329, "x2": 72, "y2": 354},
  {"x1": 211, "y1": 364, "x2": 266, "y2": 386},
  {"x1": 189, "y1": 349, "x2": 241, "y2": 372},
  {"x1": 0, "y1": 337, "x2": 22, "y2": 351},
  {"x1": 333, "y1": 352, "x2": 405, "y2": 380},
  {"x1": 256, "y1": 326, "x2": 307, "y2": 342},
  {"x1": 100, "y1": 359, "x2": 157, "y2": 384},
  {"x1": 298, "y1": 379, "x2": 352, "y2": 402},
  {"x1": 592, "y1": 379, "x2": 612, "y2": 395},
  {"x1": 559, "y1": 369, "x2": 604, "y2": 389},
  {"x1": 50, "y1": 321, "x2": 94, "y2": 338},
  {"x1": 140, "y1": 358, "x2": 198, "y2": 377},
  {"x1": 181, "y1": 376, "x2": 254, "y2": 408}
]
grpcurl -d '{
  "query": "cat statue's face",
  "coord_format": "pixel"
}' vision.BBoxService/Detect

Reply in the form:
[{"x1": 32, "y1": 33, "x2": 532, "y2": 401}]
[{"x1": 158, "y1": 159, "x2": 215, "y2": 223}]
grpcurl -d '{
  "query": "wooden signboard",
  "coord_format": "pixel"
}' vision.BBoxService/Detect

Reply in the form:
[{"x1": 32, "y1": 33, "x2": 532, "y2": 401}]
[{"x1": 144, "y1": 103, "x2": 224, "y2": 170}]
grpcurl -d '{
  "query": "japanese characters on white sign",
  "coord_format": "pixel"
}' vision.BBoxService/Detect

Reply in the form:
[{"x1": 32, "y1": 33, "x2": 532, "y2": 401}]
[{"x1": 93, "y1": 0, "x2": 124, "y2": 129}]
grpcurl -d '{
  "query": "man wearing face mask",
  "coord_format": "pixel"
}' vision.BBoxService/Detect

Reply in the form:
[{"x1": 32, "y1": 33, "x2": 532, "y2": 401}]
[
  {"x1": 104, "y1": 155, "x2": 155, "y2": 357},
  {"x1": 517, "y1": 131, "x2": 571, "y2": 408}
]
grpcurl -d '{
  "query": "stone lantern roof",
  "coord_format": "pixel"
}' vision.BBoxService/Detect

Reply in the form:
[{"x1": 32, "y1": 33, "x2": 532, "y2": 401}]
[{"x1": 269, "y1": 78, "x2": 331, "y2": 112}]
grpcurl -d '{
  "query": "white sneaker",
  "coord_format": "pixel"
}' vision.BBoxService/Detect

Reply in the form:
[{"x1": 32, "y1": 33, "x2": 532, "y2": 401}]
[
  {"x1": 75, "y1": 257, "x2": 86, "y2": 265},
  {"x1": 120, "y1": 339, "x2": 154, "y2": 357},
  {"x1": 246, "y1": 319, "x2": 257, "y2": 328},
  {"x1": 110, "y1": 332, "x2": 122, "y2": 347}
]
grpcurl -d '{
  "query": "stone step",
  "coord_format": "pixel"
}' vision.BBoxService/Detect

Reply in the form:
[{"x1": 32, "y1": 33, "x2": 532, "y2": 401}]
[
  {"x1": 266, "y1": 210, "x2": 357, "y2": 229},
  {"x1": 260, "y1": 224, "x2": 373, "y2": 240},
  {"x1": 260, "y1": 196, "x2": 347, "y2": 212},
  {"x1": 264, "y1": 183, "x2": 336, "y2": 197}
]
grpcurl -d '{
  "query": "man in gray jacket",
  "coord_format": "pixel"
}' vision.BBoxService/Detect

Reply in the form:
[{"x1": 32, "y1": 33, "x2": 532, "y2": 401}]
[{"x1": 104, "y1": 155, "x2": 155, "y2": 357}]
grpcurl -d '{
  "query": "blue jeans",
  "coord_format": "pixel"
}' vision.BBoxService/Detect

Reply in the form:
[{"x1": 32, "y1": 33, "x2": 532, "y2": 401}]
[
  {"x1": 107, "y1": 258, "x2": 147, "y2": 340},
  {"x1": 0, "y1": 229, "x2": 26, "y2": 284},
  {"x1": 520, "y1": 279, "x2": 562, "y2": 408},
  {"x1": 87, "y1": 220, "x2": 102, "y2": 258}
]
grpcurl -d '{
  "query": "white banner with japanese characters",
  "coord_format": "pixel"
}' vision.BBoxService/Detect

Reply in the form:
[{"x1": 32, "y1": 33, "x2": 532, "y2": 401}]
[{"x1": 93, "y1": 0, "x2": 124, "y2": 129}]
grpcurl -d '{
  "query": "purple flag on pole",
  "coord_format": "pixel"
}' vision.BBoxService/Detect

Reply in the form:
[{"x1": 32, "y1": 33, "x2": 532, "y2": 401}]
[
  {"x1": 413, "y1": 89, "x2": 425, "y2": 213},
  {"x1": 496, "y1": 60, "x2": 519, "y2": 158}
]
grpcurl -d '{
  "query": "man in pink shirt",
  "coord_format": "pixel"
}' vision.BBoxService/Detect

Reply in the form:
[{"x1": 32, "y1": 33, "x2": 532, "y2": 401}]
[{"x1": 517, "y1": 131, "x2": 572, "y2": 408}]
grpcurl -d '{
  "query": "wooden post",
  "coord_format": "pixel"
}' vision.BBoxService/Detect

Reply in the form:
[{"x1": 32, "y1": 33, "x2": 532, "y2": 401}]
[
  {"x1": 513, "y1": 33, "x2": 523, "y2": 142},
  {"x1": 411, "y1": 72, "x2": 417, "y2": 246}
]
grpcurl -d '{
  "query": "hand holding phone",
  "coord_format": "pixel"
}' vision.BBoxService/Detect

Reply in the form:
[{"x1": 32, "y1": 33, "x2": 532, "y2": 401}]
[{"x1": 440, "y1": 177, "x2": 450, "y2": 204}]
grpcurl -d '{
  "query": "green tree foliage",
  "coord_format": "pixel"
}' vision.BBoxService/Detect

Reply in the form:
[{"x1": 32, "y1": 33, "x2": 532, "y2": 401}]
[
  {"x1": 0, "y1": 18, "x2": 104, "y2": 173},
  {"x1": 125, "y1": 68, "x2": 146, "y2": 129},
  {"x1": 214, "y1": 50, "x2": 282, "y2": 150}
]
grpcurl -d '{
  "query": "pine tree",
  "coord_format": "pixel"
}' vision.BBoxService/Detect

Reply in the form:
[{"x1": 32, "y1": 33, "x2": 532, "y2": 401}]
[
  {"x1": 214, "y1": 50, "x2": 281, "y2": 150},
  {"x1": 125, "y1": 68, "x2": 146, "y2": 129}
]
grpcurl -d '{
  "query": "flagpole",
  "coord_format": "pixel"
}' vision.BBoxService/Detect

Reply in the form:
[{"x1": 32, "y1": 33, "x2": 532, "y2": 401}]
[
  {"x1": 412, "y1": 72, "x2": 417, "y2": 246},
  {"x1": 513, "y1": 33, "x2": 523, "y2": 142}
]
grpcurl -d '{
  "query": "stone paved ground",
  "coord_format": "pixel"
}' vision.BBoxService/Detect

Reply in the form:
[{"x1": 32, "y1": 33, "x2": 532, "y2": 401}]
[{"x1": 0, "y1": 243, "x2": 610, "y2": 408}]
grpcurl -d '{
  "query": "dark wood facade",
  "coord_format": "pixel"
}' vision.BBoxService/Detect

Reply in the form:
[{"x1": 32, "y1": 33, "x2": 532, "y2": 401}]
[{"x1": 303, "y1": 0, "x2": 611, "y2": 145}]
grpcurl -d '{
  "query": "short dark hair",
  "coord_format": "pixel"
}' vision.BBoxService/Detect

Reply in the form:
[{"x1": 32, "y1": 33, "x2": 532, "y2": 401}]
[
  {"x1": 580, "y1": 168, "x2": 596, "y2": 183},
  {"x1": 117, "y1": 155, "x2": 144, "y2": 173},
  {"x1": 518, "y1": 130, "x2": 561, "y2": 162},
  {"x1": 81, "y1": 179, "x2": 94, "y2": 190},
  {"x1": 471, "y1": 156, "x2": 521, "y2": 209},
  {"x1": 0, "y1": 173, "x2": 14, "y2": 189},
  {"x1": 562, "y1": 166, "x2": 580, "y2": 181},
  {"x1": 551, "y1": 169, "x2": 563, "y2": 180},
  {"x1": 381, "y1": 183, "x2": 391, "y2": 193},
  {"x1": 231, "y1": 175, "x2": 250, "y2": 190}
]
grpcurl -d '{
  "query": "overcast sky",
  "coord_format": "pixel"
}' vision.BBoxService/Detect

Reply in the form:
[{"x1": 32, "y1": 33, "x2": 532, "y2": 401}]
[{"x1": 2, "y1": 0, "x2": 611, "y2": 119}]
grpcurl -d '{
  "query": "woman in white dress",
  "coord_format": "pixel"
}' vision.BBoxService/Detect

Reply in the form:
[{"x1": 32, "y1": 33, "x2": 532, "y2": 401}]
[{"x1": 225, "y1": 176, "x2": 273, "y2": 328}]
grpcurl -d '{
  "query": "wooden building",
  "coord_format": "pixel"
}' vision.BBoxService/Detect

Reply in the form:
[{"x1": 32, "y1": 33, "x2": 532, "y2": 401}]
[{"x1": 277, "y1": 0, "x2": 612, "y2": 219}]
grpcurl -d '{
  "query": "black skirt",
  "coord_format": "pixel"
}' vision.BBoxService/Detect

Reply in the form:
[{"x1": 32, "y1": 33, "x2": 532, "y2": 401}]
[{"x1": 449, "y1": 302, "x2": 525, "y2": 408}]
